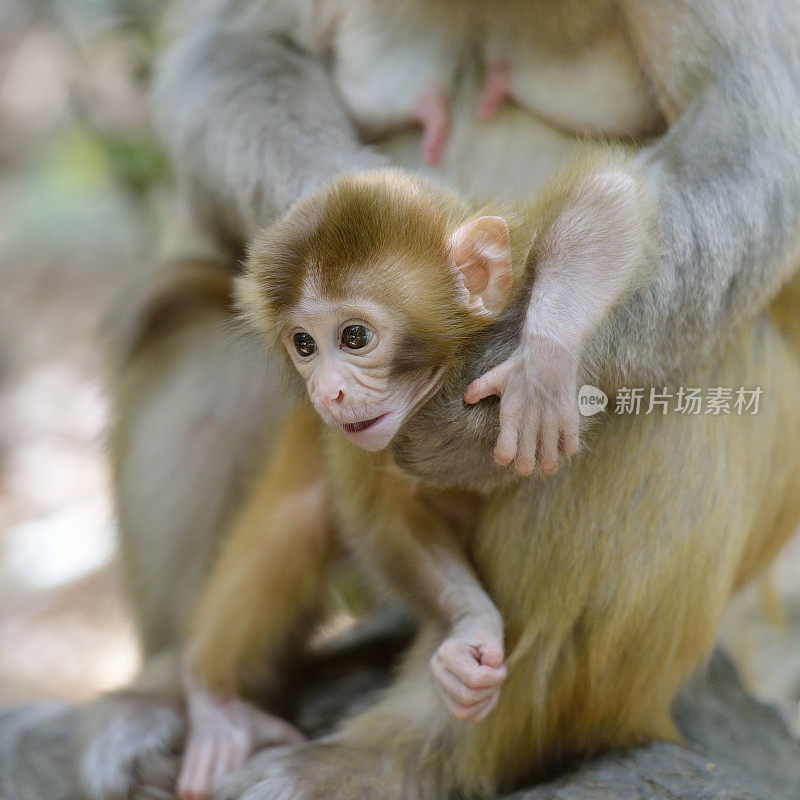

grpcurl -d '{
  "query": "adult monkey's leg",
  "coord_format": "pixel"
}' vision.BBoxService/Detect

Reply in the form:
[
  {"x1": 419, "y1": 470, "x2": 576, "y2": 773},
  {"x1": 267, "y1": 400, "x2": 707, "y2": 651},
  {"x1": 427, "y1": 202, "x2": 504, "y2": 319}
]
[
  {"x1": 109, "y1": 260, "x2": 292, "y2": 654},
  {"x1": 78, "y1": 258, "x2": 297, "y2": 800}
]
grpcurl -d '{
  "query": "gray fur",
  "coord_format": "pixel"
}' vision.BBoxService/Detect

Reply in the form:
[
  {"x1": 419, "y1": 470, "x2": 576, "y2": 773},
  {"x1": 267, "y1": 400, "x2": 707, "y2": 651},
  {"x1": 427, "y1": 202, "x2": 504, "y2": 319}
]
[
  {"x1": 156, "y1": 0, "x2": 800, "y2": 387},
  {"x1": 612, "y1": 1, "x2": 800, "y2": 389},
  {"x1": 155, "y1": 0, "x2": 800, "y2": 493},
  {"x1": 154, "y1": 0, "x2": 388, "y2": 246}
]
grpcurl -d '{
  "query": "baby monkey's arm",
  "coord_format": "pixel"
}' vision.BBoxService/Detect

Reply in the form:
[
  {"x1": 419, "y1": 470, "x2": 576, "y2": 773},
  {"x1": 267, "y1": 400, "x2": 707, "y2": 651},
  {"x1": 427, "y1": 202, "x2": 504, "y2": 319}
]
[
  {"x1": 346, "y1": 477, "x2": 506, "y2": 722},
  {"x1": 466, "y1": 152, "x2": 654, "y2": 474},
  {"x1": 429, "y1": 580, "x2": 507, "y2": 721},
  {"x1": 384, "y1": 512, "x2": 507, "y2": 722}
]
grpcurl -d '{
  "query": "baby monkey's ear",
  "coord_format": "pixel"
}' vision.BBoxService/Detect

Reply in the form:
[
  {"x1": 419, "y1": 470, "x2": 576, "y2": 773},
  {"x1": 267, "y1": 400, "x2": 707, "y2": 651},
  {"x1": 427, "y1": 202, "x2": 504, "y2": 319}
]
[{"x1": 448, "y1": 216, "x2": 513, "y2": 318}]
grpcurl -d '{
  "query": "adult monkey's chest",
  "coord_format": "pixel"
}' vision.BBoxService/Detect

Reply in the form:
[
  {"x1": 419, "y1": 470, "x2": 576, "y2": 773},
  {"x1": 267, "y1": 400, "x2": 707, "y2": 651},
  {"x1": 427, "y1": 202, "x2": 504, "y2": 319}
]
[
  {"x1": 332, "y1": 0, "x2": 663, "y2": 141},
  {"x1": 484, "y1": 0, "x2": 662, "y2": 138}
]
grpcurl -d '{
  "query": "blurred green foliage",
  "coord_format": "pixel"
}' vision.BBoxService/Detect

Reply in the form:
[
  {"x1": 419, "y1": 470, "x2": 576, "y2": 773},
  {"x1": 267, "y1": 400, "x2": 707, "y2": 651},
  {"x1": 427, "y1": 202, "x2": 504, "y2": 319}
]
[
  {"x1": 10, "y1": 127, "x2": 164, "y2": 255},
  {"x1": 100, "y1": 133, "x2": 168, "y2": 197},
  {"x1": 1, "y1": 0, "x2": 169, "y2": 256}
]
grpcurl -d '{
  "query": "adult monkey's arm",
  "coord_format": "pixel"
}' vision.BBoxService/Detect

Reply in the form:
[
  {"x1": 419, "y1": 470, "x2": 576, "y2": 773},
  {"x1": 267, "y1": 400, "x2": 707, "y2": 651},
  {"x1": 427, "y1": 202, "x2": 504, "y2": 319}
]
[
  {"x1": 154, "y1": 0, "x2": 387, "y2": 242},
  {"x1": 612, "y1": 0, "x2": 800, "y2": 383},
  {"x1": 466, "y1": 0, "x2": 800, "y2": 474}
]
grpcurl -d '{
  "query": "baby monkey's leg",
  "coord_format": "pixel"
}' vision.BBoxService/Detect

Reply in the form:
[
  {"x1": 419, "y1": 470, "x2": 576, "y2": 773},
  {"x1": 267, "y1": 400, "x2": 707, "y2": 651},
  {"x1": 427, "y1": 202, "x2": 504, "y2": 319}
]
[
  {"x1": 477, "y1": 60, "x2": 513, "y2": 121},
  {"x1": 414, "y1": 83, "x2": 451, "y2": 166},
  {"x1": 179, "y1": 670, "x2": 305, "y2": 800},
  {"x1": 179, "y1": 405, "x2": 335, "y2": 800}
]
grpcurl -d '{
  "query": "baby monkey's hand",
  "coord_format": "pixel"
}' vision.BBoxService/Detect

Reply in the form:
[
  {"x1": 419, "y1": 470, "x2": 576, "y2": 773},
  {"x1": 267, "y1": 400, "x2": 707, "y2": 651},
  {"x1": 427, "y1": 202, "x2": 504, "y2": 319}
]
[
  {"x1": 430, "y1": 619, "x2": 507, "y2": 722},
  {"x1": 464, "y1": 335, "x2": 580, "y2": 476}
]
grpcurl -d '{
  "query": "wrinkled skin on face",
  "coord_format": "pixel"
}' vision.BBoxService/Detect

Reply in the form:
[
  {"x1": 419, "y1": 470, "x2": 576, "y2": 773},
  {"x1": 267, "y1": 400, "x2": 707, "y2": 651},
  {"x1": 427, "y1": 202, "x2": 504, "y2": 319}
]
[{"x1": 282, "y1": 294, "x2": 443, "y2": 451}]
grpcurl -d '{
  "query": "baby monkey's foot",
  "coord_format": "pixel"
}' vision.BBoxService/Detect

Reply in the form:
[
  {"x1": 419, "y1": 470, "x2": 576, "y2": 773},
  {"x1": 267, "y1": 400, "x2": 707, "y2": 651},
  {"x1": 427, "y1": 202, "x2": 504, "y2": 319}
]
[
  {"x1": 414, "y1": 84, "x2": 451, "y2": 166},
  {"x1": 178, "y1": 688, "x2": 305, "y2": 800},
  {"x1": 477, "y1": 60, "x2": 513, "y2": 121},
  {"x1": 430, "y1": 625, "x2": 507, "y2": 721}
]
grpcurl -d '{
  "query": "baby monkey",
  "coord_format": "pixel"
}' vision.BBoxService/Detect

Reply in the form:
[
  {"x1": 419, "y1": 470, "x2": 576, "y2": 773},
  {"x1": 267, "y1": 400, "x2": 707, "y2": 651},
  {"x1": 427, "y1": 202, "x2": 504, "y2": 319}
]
[{"x1": 179, "y1": 162, "x2": 652, "y2": 798}]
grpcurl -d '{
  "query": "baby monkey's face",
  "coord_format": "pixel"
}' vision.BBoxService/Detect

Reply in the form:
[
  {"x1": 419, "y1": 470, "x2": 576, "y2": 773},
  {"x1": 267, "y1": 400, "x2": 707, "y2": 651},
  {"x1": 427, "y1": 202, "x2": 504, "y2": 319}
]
[
  {"x1": 282, "y1": 294, "x2": 441, "y2": 451},
  {"x1": 253, "y1": 201, "x2": 515, "y2": 452}
]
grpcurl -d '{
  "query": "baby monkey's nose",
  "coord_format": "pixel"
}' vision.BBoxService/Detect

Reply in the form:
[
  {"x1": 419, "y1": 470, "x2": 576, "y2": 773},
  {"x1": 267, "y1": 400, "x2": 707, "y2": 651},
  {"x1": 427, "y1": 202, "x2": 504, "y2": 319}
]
[
  {"x1": 315, "y1": 363, "x2": 347, "y2": 409},
  {"x1": 319, "y1": 381, "x2": 345, "y2": 408}
]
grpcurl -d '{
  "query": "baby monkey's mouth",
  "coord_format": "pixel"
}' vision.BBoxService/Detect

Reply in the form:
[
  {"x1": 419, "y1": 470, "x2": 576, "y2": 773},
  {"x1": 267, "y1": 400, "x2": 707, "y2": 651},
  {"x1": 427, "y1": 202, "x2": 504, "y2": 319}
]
[{"x1": 342, "y1": 413, "x2": 389, "y2": 433}]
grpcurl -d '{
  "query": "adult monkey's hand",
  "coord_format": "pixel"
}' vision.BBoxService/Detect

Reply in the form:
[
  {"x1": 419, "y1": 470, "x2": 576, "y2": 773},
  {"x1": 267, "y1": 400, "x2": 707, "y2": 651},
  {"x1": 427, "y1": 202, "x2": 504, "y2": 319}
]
[{"x1": 469, "y1": 0, "x2": 800, "y2": 475}]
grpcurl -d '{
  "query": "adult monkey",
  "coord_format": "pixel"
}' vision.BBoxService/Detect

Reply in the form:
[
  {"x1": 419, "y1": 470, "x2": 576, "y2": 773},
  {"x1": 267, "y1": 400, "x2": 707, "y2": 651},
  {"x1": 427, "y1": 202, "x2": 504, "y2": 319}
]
[{"x1": 82, "y1": 1, "x2": 800, "y2": 799}]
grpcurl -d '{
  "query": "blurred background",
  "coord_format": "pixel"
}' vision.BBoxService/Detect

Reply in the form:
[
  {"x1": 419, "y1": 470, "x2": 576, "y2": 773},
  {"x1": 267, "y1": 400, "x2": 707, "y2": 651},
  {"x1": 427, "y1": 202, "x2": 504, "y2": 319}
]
[
  {"x1": 0, "y1": 0, "x2": 163, "y2": 706},
  {"x1": 0, "y1": 0, "x2": 798, "y2": 736}
]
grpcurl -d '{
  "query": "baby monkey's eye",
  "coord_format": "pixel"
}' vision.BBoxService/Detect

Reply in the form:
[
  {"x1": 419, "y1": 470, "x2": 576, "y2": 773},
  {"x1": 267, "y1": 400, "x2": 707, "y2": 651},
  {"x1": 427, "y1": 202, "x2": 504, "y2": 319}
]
[
  {"x1": 341, "y1": 324, "x2": 373, "y2": 350},
  {"x1": 293, "y1": 331, "x2": 317, "y2": 357}
]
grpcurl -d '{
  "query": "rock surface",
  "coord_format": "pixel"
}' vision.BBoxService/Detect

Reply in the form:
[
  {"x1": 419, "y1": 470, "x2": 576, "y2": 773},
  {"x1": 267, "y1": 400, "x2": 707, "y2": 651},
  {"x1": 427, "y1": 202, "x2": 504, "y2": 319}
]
[{"x1": 1, "y1": 634, "x2": 798, "y2": 800}]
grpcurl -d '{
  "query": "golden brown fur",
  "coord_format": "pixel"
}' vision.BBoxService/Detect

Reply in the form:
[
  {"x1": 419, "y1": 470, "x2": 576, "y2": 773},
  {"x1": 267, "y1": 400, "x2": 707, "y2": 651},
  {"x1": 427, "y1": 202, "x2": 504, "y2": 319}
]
[
  {"x1": 205, "y1": 314, "x2": 800, "y2": 800},
  {"x1": 188, "y1": 406, "x2": 336, "y2": 698},
  {"x1": 242, "y1": 170, "x2": 523, "y2": 350}
]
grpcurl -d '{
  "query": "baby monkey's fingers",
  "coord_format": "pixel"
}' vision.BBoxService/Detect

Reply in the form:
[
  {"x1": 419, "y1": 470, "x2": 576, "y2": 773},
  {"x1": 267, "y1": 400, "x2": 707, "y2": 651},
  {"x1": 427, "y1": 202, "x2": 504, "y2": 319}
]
[
  {"x1": 431, "y1": 637, "x2": 505, "y2": 689},
  {"x1": 437, "y1": 675, "x2": 502, "y2": 721},
  {"x1": 559, "y1": 409, "x2": 580, "y2": 457},
  {"x1": 433, "y1": 639, "x2": 506, "y2": 689},
  {"x1": 513, "y1": 405, "x2": 541, "y2": 476},
  {"x1": 536, "y1": 416, "x2": 560, "y2": 474},
  {"x1": 493, "y1": 411, "x2": 521, "y2": 467},
  {"x1": 448, "y1": 658, "x2": 508, "y2": 691},
  {"x1": 493, "y1": 387, "x2": 528, "y2": 467},
  {"x1": 444, "y1": 691, "x2": 501, "y2": 722},
  {"x1": 433, "y1": 665, "x2": 503, "y2": 720},
  {"x1": 464, "y1": 358, "x2": 531, "y2": 469},
  {"x1": 464, "y1": 361, "x2": 510, "y2": 405},
  {"x1": 431, "y1": 637, "x2": 507, "y2": 720},
  {"x1": 465, "y1": 689, "x2": 501, "y2": 722},
  {"x1": 476, "y1": 641, "x2": 505, "y2": 670}
]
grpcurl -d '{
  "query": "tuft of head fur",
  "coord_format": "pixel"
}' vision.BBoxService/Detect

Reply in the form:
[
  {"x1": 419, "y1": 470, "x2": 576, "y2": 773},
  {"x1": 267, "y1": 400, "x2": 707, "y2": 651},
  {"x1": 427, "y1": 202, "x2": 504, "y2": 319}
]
[{"x1": 238, "y1": 169, "x2": 530, "y2": 367}]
